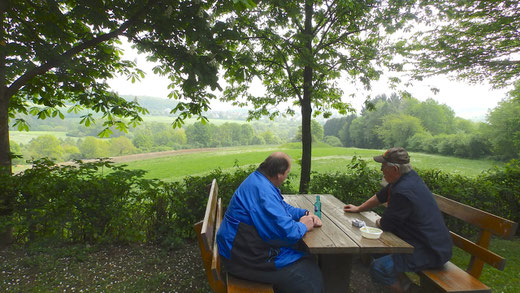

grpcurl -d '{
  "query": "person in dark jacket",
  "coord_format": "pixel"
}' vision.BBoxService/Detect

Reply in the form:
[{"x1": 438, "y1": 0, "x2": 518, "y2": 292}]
[
  {"x1": 344, "y1": 147, "x2": 452, "y2": 293},
  {"x1": 217, "y1": 152, "x2": 323, "y2": 293}
]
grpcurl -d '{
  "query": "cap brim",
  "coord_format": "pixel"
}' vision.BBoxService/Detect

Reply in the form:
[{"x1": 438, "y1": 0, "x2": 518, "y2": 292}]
[{"x1": 373, "y1": 155, "x2": 386, "y2": 163}]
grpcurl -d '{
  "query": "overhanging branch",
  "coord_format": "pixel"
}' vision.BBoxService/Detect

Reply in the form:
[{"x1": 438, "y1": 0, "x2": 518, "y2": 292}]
[{"x1": 6, "y1": 0, "x2": 156, "y2": 98}]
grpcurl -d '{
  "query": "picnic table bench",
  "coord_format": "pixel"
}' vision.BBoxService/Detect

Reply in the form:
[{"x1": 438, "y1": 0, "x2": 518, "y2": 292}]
[
  {"x1": 195, "y1": 179, "x2": 518, "y2": 293},
  {"x1": 415, "y1": 193, "x2": 517, "y2": 292},
  {"x1": 194, "y1": 179, "x2": 273, "y2": 293}
]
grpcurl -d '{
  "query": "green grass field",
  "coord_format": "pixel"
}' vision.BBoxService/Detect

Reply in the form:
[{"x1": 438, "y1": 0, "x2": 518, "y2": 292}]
[
  {"x1": 10, "y1": 131, "x2": 74, "y2": 144},
  {"x1": 120, "y1": 143, "x2": 502, "y2": 181},
  {"x1": 450, "y1": 237, "x2": 520, "y2": 293}
]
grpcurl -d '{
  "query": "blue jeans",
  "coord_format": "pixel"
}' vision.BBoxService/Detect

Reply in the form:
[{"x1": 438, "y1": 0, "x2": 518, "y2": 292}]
[
  {"x1": 369, "y1": 255, "x2": 398, "y2": 286},
  {"x1": 223, "y1": 255, "x2": 323, "y2": 293}
]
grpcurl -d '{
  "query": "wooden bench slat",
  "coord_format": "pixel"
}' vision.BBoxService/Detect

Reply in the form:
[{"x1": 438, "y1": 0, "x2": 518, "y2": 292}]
[
  {"x1": 434, "y1": 194, "x2": 518, "y2": 239},
  {"x1": 194, "y1": 220, "x2": 226, "y2": 293},
  {"x1": 468, "y1": 230, "x2": 491, "y2": 279},
  {"x1": 201, "y1": 179, "x2": 219, "y2": 252},
  {"x1": 211, "y1": 198, "x2": 223, "y2": 281},
  {"x1": 227, "y1": 274, "x2": 274, "y2": 293},
  {"x1": 450, "y1": 231, "x2": 506, "y2": 271},
  {"x1": 418, "y1": 194, "x2": 518, "y2": 292},
  {"x1": 197, "y1": 179, "x2": 274, "y2": 293},
  {"x1": 419, "y1": 262, "x2": 490, "y2": 293}
]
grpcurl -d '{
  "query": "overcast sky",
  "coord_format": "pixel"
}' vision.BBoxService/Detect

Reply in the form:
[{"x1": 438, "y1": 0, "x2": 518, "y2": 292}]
[{"x1": 107, "y1": 43, "x2": 512, "y2": 122}]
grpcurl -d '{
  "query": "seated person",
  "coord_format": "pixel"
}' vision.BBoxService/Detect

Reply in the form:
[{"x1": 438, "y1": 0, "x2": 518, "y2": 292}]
[
  {"x1": 344, "y1": 147, "x2": 452, "y2": 293},
  {"x1": 217, "y1": 152, "x2": 323, "y2": 293}
]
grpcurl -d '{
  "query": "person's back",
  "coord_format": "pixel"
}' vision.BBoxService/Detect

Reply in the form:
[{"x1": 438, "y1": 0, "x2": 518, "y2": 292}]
[
  {"x1": 217, "y1": 170, "x2": 306, "y2": 270},
  {"x1": 216, "y1": 152, "x2": 323, "y2": 293},
  {"x1": 377, "y1": 169, "x2": 452, "y2": 271},
  {"x1": 344, "y1": 147, "x2": 453, "y2": 293}
]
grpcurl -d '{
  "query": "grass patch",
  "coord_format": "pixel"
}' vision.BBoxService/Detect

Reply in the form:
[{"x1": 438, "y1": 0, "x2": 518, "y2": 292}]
[
  {"x1": 121, "y1": 145, "x2": 502, "y2": 181},
  {"x1": 10, "y1": 131, "x2": 73, "y2": 144},
  {"x1": 450, "y1": 237, "x2": 520, "y2": 293}
]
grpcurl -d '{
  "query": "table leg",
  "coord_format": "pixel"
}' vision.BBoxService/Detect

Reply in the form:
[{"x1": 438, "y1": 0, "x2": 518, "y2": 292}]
[{"x1": 319, "y1": 254, "x2": 353, "y2": 293}]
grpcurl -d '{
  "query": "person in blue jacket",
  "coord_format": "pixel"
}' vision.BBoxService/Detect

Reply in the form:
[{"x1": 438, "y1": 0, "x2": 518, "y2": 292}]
[
  {"x1": 344, "y1": 147, "x2": 452, "y2": 293},
  {"x1": 217, "y1": 152, "x2": 323, "y2": 293}
]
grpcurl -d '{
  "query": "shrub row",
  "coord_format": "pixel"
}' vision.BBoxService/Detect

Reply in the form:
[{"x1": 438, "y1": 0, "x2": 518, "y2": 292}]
[
  {"x1": 1, "y1": 158, "x2": 518, "y2": 247},
  {"x1": 406, "y1": 132, "x2": 492, "y2": 159},
  {"x1": 310, "y1": 157, "x2": 520, "y2": 237}
]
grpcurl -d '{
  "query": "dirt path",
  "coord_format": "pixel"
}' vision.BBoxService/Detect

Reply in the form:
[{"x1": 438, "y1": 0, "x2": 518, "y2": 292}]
[
  {"x1": 12, "y1": 148, "x2": 224, "y2": 173},
  {"x1": 54, "y1": 147, "x2": 222, "y2": 167},
  {"x1": 102, "y1": 147, "x2": 220, "y2": 163}
]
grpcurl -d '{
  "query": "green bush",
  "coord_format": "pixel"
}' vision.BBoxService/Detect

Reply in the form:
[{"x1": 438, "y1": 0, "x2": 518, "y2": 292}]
[
  {"x1": 4, "y1": 157, "x2": 518, "y2": 248},
  {"x1": 309, "y1": 156, "x2": 381, "y2": 208},
  {"x1": 417, "y1": 160, "x2": 519, "y2": 236},
  {"x1": 323, "y1": 136, "x2": 342, "y2": 147},
  {"x1": 9, "y1": 158, "x2": 154, "y2": 244},
  {"x1": 4, "y1": 160, "x2": 266, "y2": 248}
]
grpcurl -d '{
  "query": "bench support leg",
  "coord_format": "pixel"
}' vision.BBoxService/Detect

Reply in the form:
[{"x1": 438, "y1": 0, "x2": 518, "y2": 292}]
[{"x1": 319, "y1": 254, "x2": 352, "y2": 293}]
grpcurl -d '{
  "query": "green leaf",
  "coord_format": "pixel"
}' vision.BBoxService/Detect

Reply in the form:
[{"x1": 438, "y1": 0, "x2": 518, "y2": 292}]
[{"x1": 98, "y1": 127, "x2": 113, "y2": 138}]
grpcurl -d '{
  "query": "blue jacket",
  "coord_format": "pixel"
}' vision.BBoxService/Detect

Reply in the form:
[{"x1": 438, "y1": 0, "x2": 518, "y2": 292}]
[
  {"x1": 377, "y1": 170, "x2": 453, "y2": 272},
  {"x1": 217, "y1": 170, "x2": 308, "y2": 270}
]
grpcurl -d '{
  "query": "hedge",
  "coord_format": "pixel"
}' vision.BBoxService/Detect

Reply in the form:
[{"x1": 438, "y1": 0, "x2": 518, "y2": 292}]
[{"x1": 1, "y1": 158, "x2": 518, "y2": 247}]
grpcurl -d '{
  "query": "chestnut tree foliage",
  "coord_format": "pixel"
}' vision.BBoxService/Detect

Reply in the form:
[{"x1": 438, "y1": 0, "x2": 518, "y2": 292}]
[
  {"x1": 220, "y1": 0, "x2": 416, "y2": 192},
  {"x1": 1, "y1": 0, "x2": 253, "y2": 173},
  {"x1": 0, "y1": 0, "x2": 252, "y2": 244},
  {"x1": 399, "y1": 0, "x2": 520, "y2": 88}
]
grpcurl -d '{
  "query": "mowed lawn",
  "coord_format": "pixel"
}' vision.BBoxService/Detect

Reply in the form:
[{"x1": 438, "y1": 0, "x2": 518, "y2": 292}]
[
  {"x1": 10, "y1": 130, "x2": 73, "y2": 144},
  {"x1": 121, "y1": 144, "x2": 503, "y2": 181}
]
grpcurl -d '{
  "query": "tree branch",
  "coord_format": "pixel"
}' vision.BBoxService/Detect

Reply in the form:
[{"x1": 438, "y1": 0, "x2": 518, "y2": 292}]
[
  {"x1": 312, "y1": 0, "x2": 335, "y2": 36},
  {"x1": 6, "y1": 0, "x2": 155, "y2": 98}
]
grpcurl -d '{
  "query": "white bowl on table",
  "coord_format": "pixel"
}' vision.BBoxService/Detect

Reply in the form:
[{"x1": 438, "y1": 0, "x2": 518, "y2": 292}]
[{"x1": 360, "y1": 226, "x2": 383, "y2": 239}]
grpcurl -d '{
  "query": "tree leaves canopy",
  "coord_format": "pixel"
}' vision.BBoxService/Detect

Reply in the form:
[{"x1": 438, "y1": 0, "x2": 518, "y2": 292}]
[
  {"x1": 216, "y1": 0, "x2": 415, "y2": 192},
  {"x1": 399, "y1": 0, "x2": 520, "y2": 88},
  {"x1": 221, "y1": 0, "x2": 414, "y2": 119},
  {"x1": 3, "y1": 0, "x2": 244, "y2": 132}
]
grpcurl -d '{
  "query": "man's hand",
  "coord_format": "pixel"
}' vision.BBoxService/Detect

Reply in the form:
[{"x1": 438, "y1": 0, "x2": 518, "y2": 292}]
[
  {"x1": 310, "y1": 214, "x2": 322, "y2": 227},
  {"x1": 344, "y1": 204, "x2": 360, "y2": 213},
  {"x1": 300, "y1": 214, "x2": 323, "y2": 232},
  {"x1": 300, "y1": 215, "x2": 314, "y2": 231}
]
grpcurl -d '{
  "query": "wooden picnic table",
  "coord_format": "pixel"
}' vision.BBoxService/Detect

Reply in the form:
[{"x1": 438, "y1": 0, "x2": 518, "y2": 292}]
[{"x1": 284, "y1": 194, "x2": 413, "y2": 293}]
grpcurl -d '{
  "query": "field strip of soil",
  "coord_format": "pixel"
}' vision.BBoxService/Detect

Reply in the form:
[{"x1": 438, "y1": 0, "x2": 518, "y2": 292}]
[{"x1": 55, "y1": 147, "x2": 223, "y2": 167}]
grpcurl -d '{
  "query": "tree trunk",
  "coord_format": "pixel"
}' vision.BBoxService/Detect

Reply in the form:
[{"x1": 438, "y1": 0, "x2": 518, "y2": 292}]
[
  {"x1": 0, "y1": 0, "x2": 14, "y2": 247},
  {"x1": 299, "y1": 91, "x2": 312, "y2": 194},
  {"x1": 0, "y1": 88, "x2": 14, "y2": 248},
  {"x1": 299, "y1": 0, "x2": 313, "y2": 194}
]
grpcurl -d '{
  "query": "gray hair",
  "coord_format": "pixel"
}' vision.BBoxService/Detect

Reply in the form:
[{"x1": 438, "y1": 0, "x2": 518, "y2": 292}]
[{"x1": 387, "y1": 162, "x2": 413, "y2": 175}]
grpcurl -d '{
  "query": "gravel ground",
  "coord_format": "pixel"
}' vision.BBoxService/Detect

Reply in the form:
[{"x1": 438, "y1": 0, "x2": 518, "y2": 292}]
[{"x1": 1, "y1": 242, "x2": 388, "y2": 293}]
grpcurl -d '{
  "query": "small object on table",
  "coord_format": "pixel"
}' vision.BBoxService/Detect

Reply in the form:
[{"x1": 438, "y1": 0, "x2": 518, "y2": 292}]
[
  {"x1": 360, "y1": 226, "x2": 383, "y2": 239},
  {"x1": 352, "y1": 219, "x2": 365, "y2": 228},
  {"x1": 314, "y1": 195, "x2": 322, "y2": 219}
]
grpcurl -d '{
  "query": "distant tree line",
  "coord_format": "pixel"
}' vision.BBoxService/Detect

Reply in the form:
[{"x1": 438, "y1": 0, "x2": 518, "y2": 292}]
[
  {"x1": 10, "y1": 120, "x2": 302, "y2": 164},
  {"x1": 324, "y1": 84, "x2": 520, "y2": 161}
]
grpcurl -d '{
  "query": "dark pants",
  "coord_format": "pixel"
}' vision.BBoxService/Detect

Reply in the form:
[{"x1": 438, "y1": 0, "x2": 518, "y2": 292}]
[{"x1": 222, "y1": 255, "x2": 324, "y2": 293}]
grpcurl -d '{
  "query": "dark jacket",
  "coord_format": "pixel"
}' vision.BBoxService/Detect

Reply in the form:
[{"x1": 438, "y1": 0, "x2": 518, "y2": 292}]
[{"x1": 377, "y1": 170, "x2": 453, "y2": 272}]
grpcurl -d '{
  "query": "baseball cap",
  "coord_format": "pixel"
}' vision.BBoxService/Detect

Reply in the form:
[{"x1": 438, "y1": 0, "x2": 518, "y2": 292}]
[{"x1": 373, "y1": 147, "x2": 410, "y2": 164}]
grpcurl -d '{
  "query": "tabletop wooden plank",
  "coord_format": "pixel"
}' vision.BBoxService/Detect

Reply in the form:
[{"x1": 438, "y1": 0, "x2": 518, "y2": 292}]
[
  {"x1": 284, "y1": 195, "x2": 359, "y2": 254},
  {"x1": 318, "y1": 194, "x2": 413, "y2": 254},
  {"x1": 284, "y1": 194, "x2": 413, "y2": 254}
]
